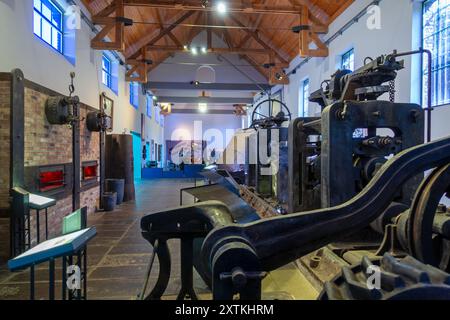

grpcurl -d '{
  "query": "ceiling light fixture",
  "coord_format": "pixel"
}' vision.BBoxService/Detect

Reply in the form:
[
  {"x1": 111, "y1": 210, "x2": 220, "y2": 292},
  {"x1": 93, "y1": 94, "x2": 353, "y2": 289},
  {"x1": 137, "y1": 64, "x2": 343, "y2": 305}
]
[
  {"x1": 217, "y1": 2, "x2": 227, "y2": 14},
  {"x1": 198, "y1": 103, "x2": 208, "y2": 113}
]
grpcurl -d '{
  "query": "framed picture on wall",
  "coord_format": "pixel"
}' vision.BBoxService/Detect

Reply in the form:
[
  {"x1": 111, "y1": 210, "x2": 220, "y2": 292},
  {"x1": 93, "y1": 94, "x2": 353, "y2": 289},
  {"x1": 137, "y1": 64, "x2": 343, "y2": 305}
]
[{"x1": 100, "y1": 93, "x2": 114, "y2": 132}]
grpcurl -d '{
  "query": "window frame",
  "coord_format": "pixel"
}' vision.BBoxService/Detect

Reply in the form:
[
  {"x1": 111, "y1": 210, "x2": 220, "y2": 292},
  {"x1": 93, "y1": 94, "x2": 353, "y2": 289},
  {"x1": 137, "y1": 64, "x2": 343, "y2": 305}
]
[
  {"x1": 422, "y1": 0, "x2": 450, "y2": 107},
  {"x1": 146, "y1": 95, "x2": 153, "y2": 118},
  {"x1": 102, "y1": 54, "x2": 113, "y2": 89},
  {"x1": 155, "y1": 105, "x2": 160, "y2": 124},
  {"x1": 300, "y1": 78, "x2": 310, "y2": 117},
  {"x1": 341, "y1": 48, "x2": 355, "y2": 71},
  {"x1": 33, "y1": 0, "x2": 64, "y2": 54},
  {"x1": 129, "y1": 82, "x2": 139, "y2": 109}
]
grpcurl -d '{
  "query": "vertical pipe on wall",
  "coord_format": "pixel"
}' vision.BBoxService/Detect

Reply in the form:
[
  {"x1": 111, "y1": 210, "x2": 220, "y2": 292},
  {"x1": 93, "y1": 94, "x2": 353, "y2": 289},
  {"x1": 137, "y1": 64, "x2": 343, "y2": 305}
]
[{"x1": 73, "y1": 104, "x2": 81, "y2": 211}]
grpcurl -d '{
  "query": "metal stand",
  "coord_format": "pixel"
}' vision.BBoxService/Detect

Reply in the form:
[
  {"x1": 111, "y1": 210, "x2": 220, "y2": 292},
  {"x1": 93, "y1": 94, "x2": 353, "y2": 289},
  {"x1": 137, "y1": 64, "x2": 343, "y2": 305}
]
[
  {"x1": 177, "y1": 238, "x2": 198, "y2": 300},
  {"x1": 11, "y1": 188, "x2": 30, "y2": 257},
  {"x1": 32, "y1": 208, "x2": 50, "y2": 243},
  {"x1": 28, "y1": 247, "x2": 88, "y2": 300}
]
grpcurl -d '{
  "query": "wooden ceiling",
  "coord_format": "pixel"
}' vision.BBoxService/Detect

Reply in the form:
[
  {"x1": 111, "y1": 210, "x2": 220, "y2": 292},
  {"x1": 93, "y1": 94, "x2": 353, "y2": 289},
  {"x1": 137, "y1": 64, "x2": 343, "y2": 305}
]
[{"x1": 81, "y1": 0, "x2": 354, "y2": 84}]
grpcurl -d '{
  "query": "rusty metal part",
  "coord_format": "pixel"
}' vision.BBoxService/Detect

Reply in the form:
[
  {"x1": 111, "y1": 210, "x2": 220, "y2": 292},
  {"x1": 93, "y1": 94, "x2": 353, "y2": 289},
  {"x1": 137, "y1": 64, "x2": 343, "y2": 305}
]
[
  {"x1": 321, "y1": 253, "x2": 450, "y2": 300},
  {"x1": 239, "y1": 186, "x2": 279, "y2": 218}
]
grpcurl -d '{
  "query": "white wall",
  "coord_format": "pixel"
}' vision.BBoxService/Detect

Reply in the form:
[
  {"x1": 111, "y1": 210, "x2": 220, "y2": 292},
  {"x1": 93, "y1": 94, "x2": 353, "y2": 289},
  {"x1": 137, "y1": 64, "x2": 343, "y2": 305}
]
[
  {"x1": 252, "y1": 0, "x2": 449, "y2": 141},
  {"x1": 164, "y1": 113, "x2": 243, "y2": 160},
  {"x1": 0, "y1": 0, "x2": 164, "y2": 145}
]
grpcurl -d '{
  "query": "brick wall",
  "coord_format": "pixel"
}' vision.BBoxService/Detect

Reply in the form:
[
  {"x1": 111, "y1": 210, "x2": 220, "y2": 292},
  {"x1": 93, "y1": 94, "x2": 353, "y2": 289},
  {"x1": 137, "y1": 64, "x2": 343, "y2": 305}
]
[
  {"x1": 81, "y1": 186, "x2": 100, "y2": 215},
  {"x1": 28, "y1": 196, "x2": 73, "y2": 245},
  {"x1": 80, "y1": 106, "x2": 101, "y2": 215},
  {"x1": 0, "y1": 76, "x2": 101, "y2": 259},
  {"x1": 24, "y1": 87, "x2": 72, "y2": 167},
  {"x1": 0, "y1": 218, "x2": 9, "y2": 264},
  {"x1": 23, "y1": 86, "x2": 74, "y2": 242},
  {"x1": 0, "y1": 78, "x2": 11, "y2": 263},
  {"x1": 80, "y1": 106, "x2": 100, "y2": 162},
  {"x1": 0, "y1": 79, "x2": 10, "y2": 209}
]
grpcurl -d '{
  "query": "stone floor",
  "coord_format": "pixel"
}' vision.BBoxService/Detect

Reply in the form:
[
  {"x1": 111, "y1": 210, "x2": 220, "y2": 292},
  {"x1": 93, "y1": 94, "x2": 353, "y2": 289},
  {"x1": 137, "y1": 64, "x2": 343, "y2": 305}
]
[{"x1": 0, "y1": 179, "x2": 318, "y2": 300}]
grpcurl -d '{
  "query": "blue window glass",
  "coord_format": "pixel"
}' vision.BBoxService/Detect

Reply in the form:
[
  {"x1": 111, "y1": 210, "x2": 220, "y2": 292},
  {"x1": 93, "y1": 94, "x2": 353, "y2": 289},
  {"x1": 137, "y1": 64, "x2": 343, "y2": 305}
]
[
  {"x1": 146, "y1": 96, "x2": 153, "y2": 118},
  {"x1": 423, "y1": 0, "x2": 450, "y2": 107},
  {"x1": 102, "y1": 55, "x2": 112, "y2": 89},
  {"x1": 155, "y1": 105, "x2": 160, "y2": 124},
  {"x1": 300, "y1": 79, "x2": 309, "y2": 117},
  {"x1": 129, "y1": 82, "x2": 139, "y2": 109},
  {"x1": 341, "y1": 48, "x2": 355, "y2": 71},
  {"x1": 33, "y1": 0, "x2": 63, "y2": 53}
]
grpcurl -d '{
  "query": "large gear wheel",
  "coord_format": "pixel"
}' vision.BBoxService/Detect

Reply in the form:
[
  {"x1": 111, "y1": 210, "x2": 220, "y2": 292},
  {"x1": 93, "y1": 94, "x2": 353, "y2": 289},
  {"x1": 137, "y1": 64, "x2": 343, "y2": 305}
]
[{"x1": 320, "y1": 253, "x2": 450, "y2": 300}]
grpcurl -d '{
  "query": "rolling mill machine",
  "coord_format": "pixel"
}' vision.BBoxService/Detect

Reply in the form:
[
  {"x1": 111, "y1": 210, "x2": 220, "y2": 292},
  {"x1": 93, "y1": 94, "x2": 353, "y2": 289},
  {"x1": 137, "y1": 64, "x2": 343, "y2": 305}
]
[{"x1": 139, "y1": 52, "x2": 450, "y2": 300}]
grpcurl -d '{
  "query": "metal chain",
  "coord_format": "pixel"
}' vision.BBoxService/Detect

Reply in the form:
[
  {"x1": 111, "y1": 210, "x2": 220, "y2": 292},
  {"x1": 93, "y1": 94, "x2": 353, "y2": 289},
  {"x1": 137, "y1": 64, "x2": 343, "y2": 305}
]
[
  {"x1": 389, "y1": 80, "x2": 395, "y2": 102},
  {"x1": 69, "y1": 72, "x2": 75, "y2": 98}
]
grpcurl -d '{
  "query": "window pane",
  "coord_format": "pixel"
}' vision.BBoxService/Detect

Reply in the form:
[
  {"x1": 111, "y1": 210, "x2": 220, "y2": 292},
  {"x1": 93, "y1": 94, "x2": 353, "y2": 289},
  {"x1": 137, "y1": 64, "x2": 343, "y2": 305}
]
[
  {"x1": 342, "y1": 49, "x2": 354, "y2": 71},
  {"x1": 34, "y1": 0, "x2": 64, "y2": 54},
  {"x1": 33, "y1": 12, "x2": 41, "y2": 36},
  {"x1": 51, "y1": 29, "x2": 61, "y2": 50},
  {"x1": 41, "y1": 20, "x2": 52, "y2": 44},
  {"x1": 42, "y1": 3, "x2": 51, "y2": 20},
  {"x1": 423, "y1": 0, "x2": 450, "y2": 106},
  {"x1": 300, "y1": 79, "x2": 309, "y2": 117},
  {"x1": 52, "y1": 10, "x2": 62, "y2": 29},
  {"x1": 34, "y1": 0, "x2": 41, "y2": 11}
]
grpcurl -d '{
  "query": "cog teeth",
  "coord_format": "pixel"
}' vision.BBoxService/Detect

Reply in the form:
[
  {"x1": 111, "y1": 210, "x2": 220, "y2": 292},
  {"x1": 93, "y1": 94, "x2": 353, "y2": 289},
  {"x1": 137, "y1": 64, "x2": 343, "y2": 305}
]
[
  {"x1": 401, "y1": 255, "x2": 450, "y2": 285},
  {"x1": 321, "y1": 253, "x2": 450, "y2": 300},
  {"x1": 342, "y1": 266, "x2": 382, "y2": 300},
  {"x1": 382, "y1": 253, "x2": 430, "y2": 284}
]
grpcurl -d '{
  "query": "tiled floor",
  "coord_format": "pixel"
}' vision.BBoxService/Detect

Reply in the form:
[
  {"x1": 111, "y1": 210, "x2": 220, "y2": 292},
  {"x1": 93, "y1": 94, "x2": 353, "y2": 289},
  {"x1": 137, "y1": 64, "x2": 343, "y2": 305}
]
[{"x1": 0, "y1": 179, "x2": 319, "y2": 300}]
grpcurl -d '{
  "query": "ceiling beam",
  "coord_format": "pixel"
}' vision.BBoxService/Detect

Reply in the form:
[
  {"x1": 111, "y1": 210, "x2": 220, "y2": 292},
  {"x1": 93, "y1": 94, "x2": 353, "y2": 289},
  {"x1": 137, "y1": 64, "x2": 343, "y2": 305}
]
[
  {"x1": 123, "y1": 0, "x2": 302, "y2": 15},
  {"x1": 158, "y1": 96, "x2": 254, "y2": 104},
  {"x1": 146, "y1": 45, "x2": 270, "y2": 55},
  {"x1": 171, "y1": 109, "x2": 236, "y2": 115},
  {"x1": 228, "y1": 14, "x2": 289, "y2": 65},
  {"x1": 146, "y1": 82, "x2": 270, "y2": 91},
  {"x1": 127, "y1": 10, "x2": 196, "y2": 59},
  {"x1": 153, "y1": 8, "x2": 179, "y2": 47},
  {"x1": 146, "y1": 20, "x2": 204, "y2": 73},
  {"x1": 298, "y1": 5, "x2": 329, "y2": 58},
  {"x1": 210, "y1": 27, "x2": 268, "y2": 81},
  {"x1": 91, "y1": 0, "x2": 125, "y2": 51},
  {"x1": 290, "y1": 0, "x2": 330, "y2": 25}
]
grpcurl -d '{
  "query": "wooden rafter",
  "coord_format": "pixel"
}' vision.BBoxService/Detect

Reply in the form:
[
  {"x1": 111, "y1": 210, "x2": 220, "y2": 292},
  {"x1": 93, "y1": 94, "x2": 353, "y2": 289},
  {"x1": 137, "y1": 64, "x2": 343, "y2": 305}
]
[
  {"x1": 291, "y1": 0, "x2": 330, "y2": 25},
  {"x1": 91, "y1": 0, "x2": 126, "y2": 51},
  {"x1": 153, "y1": 8, "x2": 182, "y2": 47},
  {"x1": 123, "y1": 0, "x2": 303, "y2": 15},
  {"x1": 126, "y1": 48, "x2": 150, "y2": 83},
  {"x1": 146, "y1": 45, "x2": 270, "y2": 55},
  {"x1": 212, "y1": 28, "x2": 268, "y2": 82},
  {"x1": 228, "y1": 14, "x2": 289, "y2": 65},
  {"x1": 83, "y1": 0, "x2": 355, "y2": 85},
  {"x1": 145, "y1": 14, "x2": 204, "y2": 75},
  {"x1": 127, "y1": 10, "x2": 196, "y2": 59},
  {"x1": 298, "y1": 5, "x2": 329, "y2": 58}
]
